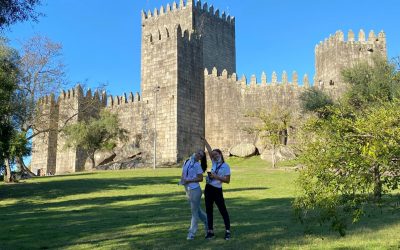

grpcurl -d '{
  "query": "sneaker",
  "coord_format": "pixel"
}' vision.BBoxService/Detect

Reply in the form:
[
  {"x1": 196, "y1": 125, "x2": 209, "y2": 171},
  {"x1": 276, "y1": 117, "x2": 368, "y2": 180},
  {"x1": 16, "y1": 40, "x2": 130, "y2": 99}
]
[
  {"x1": 224, "y1": 230, "x2": 231, "y2": 240},
  {"x1": 205, "y1": 231, "x2": 215, "y2": 240},
  {"x1": 187, "y1": 233, "x2": 195, "y2": 240}
]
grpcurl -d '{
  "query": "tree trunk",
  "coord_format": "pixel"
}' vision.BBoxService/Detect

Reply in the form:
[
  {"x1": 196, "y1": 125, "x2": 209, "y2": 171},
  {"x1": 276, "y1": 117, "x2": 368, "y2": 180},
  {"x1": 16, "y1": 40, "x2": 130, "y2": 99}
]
[
  {"x1": 272, "y1": 144, "x2": 277, "y2": 169},
  {"x1": 373, "y1": 165, "x2": 382, "y2": 200},
  {"x1": 16, "y1": 156, "x2": 35, "y2": 177},
  {"x1": 4, "y1": 159, "x2": 12, "y2": 183}
]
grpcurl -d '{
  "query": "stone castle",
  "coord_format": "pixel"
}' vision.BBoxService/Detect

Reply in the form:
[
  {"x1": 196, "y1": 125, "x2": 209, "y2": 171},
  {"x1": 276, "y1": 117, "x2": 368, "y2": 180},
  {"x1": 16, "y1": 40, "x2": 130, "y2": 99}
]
[{"x1": 30, "y1": 0, "x2": 387, "y2": 174}]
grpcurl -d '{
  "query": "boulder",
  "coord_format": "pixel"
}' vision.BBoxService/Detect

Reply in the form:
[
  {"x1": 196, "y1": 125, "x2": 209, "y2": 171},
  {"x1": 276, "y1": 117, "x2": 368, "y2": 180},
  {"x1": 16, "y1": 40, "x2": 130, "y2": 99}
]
[
  {"x1": 260, "y1": 146, "x2": 296, "y2": 162},
  {"x1": 114, "y1": 144, "x2": 141, "y2": 162},
  {"x1": 229, "y1": 143, "x2": 257, "y2": 157},
  {"x1": 96, "y1": 154, "x2": 145, "y2": 170},
  {"x1": 94, "y1": 150, "x2": 116, "y2": 166}
]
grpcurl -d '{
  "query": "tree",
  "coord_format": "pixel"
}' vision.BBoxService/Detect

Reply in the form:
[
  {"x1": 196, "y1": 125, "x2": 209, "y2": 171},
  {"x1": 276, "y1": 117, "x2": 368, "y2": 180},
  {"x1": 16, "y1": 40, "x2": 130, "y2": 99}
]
[
  {"x1": 299, "y1": 88, "x2": 333, "y2": 118},
  {"x1": 245, "y1": 106, "x2": 293, "y2": 168},
  {"x1": 294, "y1": 57, "x2": 400, "y2": 235},
  {"x1": 0, "y1": 0, "x2": 42, "y2": 30},
  {"x1": 0, "y1": 37, "x2": 19, "y2": 182},
  {"x1": 63, "y1": 110, "x2": 127, "y2": 169},
  {"x1": 12, "y1": 35, "x2": 69, "y2": 174}
]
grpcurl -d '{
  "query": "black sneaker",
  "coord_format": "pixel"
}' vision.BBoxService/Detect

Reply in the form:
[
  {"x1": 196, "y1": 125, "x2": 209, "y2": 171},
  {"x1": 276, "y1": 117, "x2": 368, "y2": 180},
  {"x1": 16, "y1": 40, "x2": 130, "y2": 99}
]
[
  {"x1": 205, "y1": 232, "x2": 215, "y2": 240},
  {"x1": 224, "y1": 231, "x2": 231, "y2": 240}
]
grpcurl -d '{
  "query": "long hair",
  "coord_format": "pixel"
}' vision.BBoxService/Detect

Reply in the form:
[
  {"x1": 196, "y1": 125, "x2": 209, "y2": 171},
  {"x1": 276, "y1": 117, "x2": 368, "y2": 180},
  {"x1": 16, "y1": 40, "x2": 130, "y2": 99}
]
[
  {"x1": 199, "y1": 150, "x2": 207, "y2": 173},
  {"x1": 212, "y1": 149, "x2": 225, "y2": 163}
]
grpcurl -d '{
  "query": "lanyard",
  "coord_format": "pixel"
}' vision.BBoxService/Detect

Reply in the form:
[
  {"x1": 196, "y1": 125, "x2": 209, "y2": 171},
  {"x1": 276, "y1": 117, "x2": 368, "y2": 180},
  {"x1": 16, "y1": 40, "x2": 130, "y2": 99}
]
[
  {"x1": 214, "y1": 162, "x2": 223, "y2": 175},
  {"x1": 185, "y1": 160, "x2": 195, "y2": 177}
]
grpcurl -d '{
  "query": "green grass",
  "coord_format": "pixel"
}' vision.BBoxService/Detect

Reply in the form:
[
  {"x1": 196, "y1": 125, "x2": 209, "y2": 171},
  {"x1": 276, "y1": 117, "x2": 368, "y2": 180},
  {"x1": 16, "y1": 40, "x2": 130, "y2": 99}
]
[{"x1": 1, "y1": 156, "x2": 399, "y2": 249}]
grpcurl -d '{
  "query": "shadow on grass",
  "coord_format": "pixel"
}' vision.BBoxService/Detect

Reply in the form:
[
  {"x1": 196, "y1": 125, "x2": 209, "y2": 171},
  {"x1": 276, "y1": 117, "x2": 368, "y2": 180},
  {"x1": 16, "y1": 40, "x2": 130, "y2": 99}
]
[
  {"x1": 0, "y1": 177, "x2": 399, "y2": 249},
  {"x1": 0, "y1": 175, "x2": 179, "y2": 200}
]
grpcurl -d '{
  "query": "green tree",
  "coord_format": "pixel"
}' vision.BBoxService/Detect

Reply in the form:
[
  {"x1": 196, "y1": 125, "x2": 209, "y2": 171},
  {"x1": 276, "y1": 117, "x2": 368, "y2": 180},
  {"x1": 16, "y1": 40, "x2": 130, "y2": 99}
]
[
  {"x1": 299, "y1": 88, "x2": 333, "y2": 118},
  {"x1": 0, "y1": 38, "x2": 19, "y2": 182},
  {"x1": 245, "y1": 106, "x2": 292, "y2": 168},
  {"x1": 0, "y1": 0, "x2": 42, "y2": 30},
  {"x1": 63, "y1": 110, "x2": 127, "y2": 169},
  {"x1": 294, "y1": 57, "x2": 400, "y2": 235}
]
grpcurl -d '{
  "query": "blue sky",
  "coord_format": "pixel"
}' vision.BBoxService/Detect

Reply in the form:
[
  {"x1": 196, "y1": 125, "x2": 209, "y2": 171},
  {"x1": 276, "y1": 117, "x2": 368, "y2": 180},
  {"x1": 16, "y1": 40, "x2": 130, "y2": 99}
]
[{"x1": 4, "y1": 0, "x2": 400, "y2": 96}]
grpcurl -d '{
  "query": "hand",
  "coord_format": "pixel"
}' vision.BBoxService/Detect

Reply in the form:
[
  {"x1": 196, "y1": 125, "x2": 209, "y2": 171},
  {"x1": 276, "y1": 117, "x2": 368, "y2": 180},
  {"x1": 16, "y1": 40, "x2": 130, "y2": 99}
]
[{"x1": 210, "y1": 173, "x2": 218, "y2": 180}]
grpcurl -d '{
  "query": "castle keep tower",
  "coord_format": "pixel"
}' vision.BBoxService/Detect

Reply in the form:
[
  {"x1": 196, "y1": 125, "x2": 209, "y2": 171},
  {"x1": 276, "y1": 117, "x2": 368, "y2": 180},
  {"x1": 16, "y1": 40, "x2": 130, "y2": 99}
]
[
  {"x1": 315, "y1": 30, "x2": 386, "y2": 97},
  {"x1": 141, "y1": 0, "x2": 235, "y2": 162}
]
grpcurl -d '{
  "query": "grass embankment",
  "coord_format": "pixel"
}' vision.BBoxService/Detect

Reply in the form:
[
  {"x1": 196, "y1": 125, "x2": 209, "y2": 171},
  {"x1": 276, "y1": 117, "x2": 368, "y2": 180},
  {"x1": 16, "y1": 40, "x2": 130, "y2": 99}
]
[{"x1": 0, "y1": 157, "x2": 399, "y2": 249}]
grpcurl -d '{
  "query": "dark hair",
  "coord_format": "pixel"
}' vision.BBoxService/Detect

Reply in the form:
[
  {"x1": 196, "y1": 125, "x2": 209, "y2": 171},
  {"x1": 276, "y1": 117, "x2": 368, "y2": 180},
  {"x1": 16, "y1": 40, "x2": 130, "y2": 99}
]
[
  {"x1": 212, "y1": 149, "x2": 225, "y2": 163},
  {"x1": 199, "y1": 150, "x2": 207, "y2": 173}
]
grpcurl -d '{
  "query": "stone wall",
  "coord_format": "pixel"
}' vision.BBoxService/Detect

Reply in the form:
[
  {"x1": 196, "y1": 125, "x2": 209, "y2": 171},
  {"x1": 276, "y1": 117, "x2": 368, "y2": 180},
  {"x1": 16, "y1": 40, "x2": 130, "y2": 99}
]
[
  {"x1": 105, "y1": 93, "x2": 152, "y2": 162},
  {"x1": 176, "y1": 30, "x2": 204, "y2": 161},
  {"x1": 204, "y1": 68, "x2": 310, "y2": 152}
]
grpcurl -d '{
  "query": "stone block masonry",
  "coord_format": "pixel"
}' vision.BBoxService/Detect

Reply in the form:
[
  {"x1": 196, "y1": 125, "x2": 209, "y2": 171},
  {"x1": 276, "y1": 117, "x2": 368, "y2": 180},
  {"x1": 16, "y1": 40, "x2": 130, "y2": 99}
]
[{"x1": 30, "y1": 0, "x2": 388, "y2": 174}]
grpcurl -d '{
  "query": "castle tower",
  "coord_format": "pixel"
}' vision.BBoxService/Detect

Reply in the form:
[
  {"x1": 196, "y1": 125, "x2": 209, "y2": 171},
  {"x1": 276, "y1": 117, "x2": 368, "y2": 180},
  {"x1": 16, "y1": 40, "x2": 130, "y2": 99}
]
[
  {"x1": 140, "y1": 0, "x2": 236, "y2": 163},
  {"x1": 30, "y1": 94, "x2": 59, "y2": 175},
  {"x1": 315, "y1": 30, "x2": 387, "y2": 97},
  {"x1": 54, "y1": 85, "x2": 104, "y2": 173}
]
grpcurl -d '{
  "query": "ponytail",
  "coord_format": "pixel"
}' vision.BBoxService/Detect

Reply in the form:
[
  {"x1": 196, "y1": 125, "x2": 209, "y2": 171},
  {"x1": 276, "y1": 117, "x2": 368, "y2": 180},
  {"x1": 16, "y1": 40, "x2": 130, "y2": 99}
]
[{"x1": 200, "y1": 152, "x2": 207, "y2": 173}]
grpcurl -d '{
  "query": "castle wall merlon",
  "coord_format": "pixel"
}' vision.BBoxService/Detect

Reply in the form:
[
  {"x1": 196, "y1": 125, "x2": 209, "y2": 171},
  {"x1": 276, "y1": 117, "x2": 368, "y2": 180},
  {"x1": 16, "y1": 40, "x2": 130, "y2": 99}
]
[
  {"x1": 358, "y1": 29, "x2": 365, "y2": 42},
  {"x1": 303, "y1": 74, "x2": 310, "y2": 88},
  {"x1": 347, "y1": 29, "x2": 354, "y2": 41},
  {"x1": 86, "y1": 89, "x2": 92, "y2": 98},
  {"x1": 368, "y1": 30, "x2": 376, "y2": 41},
  {"x1": 282, "y1": 71, "x2": 288, "y2": 85},
  {"x1": 378, "y1": 30, "x2": 386, "y2": 43},
  {"x1": 261, "y1": 72, "x2": 267, "y2": 85},
  {"x1": 316, "y1": 29, "x2": 386, "y2": 52}
]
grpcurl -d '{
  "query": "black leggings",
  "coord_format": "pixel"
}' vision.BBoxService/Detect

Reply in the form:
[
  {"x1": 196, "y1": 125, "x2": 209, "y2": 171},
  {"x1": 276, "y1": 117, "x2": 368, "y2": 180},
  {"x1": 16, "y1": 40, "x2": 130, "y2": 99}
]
[{"x1": 204, "y1": 184, "x2": 230, "y2": 231}]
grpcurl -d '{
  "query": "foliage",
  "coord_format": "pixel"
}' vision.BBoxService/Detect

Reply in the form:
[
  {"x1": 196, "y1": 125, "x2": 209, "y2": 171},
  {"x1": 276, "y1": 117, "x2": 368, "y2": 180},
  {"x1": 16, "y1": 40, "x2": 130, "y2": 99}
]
[
  {"x1": 342, "y1": 56, "x2": 400, "y2": 109},
  {"x1": 299, "y1": 88, "x2": 333, "y2": 117},
  {"x1": 244, "y1": 106, "x2": 293, "y2": 168},
  {"x1": 0, "y1": 0, "x2": 42, "y2": 30},
  {"x1": 63, "y1": 110, "x2": 127, "y2": 168},
  {"x1": 0, "y1": 38, "x2": 20, "y2": 180},
  {"x1": 295, "y1": 56, "x2": 400, "y2": 235},
  {"x1": 16, "y1": 35, "x2": 66, "y2": 138}
]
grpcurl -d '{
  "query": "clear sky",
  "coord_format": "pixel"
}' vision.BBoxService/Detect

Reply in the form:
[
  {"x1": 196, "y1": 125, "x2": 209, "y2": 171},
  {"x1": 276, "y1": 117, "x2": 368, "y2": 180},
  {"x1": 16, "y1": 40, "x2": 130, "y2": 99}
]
[{"x1": 4, "y1": 0, "x2": 400, "y2": 96}]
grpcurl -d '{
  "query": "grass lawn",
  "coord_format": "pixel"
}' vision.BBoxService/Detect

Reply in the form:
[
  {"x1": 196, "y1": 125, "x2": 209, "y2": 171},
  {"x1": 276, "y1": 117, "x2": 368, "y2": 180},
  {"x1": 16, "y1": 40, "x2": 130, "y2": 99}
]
[{"x1": 1, "y1": 156, "x2": 399, "y2": 249}]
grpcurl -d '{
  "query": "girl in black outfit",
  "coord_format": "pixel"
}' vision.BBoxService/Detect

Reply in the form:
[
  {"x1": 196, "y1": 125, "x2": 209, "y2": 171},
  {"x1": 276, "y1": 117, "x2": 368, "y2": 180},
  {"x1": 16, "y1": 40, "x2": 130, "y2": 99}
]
[{"x1": 202, "y1": 137, "x2": 231, "y2": 240}]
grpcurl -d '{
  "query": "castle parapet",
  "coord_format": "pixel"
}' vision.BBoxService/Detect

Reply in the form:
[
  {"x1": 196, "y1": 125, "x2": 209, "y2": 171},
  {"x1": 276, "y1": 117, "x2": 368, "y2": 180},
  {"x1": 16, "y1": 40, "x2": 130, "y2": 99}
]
[
  {"x1": 106, "y1": 92, "x2": 143, "y2": 108},
  {"x1": 142, "y1": 0, "x2": 234, "y2": 25},
  {"x1": 204, "y1": 67, "x2": 311, "y2": 88},
  {"x1": 315, "y1": 29, "x2": 386, "y2": 52}
]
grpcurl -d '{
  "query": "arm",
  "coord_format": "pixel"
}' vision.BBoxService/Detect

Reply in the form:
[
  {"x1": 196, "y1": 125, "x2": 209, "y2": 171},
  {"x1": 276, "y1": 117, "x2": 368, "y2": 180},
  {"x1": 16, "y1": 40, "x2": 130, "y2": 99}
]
[
  {"x1": 211, "y1": 174, "x2": 230, "y2": 184},
  {"x1": 201, "y1": 136, "x2": 213, "y2": 159},
  {"x1": 184, "y1": 174, "x2": 204, "y2": 184}
]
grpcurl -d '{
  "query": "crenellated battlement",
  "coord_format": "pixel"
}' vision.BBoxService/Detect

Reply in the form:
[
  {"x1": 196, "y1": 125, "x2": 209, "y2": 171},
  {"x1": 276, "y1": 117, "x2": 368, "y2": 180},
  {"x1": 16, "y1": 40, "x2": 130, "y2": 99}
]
[
  {"x1": 106, "y1": 92, "x2": 142, "y2": 108},
  {"x1": 204, "y1": 67, "x2": 311, "y2": 88},
  {"x1": 194, "y1": 1, "x2": 235, "y2": 25},
  {"x1": 38, "y1": 93, "x2": 57, "y2": 106},
  {"x1": 315, "y1": 29, "x2": 386, "y2": 51},
  {"x1": 142, "y1": 0, "x2": 234, "y2": 25}
]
